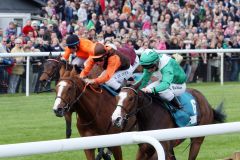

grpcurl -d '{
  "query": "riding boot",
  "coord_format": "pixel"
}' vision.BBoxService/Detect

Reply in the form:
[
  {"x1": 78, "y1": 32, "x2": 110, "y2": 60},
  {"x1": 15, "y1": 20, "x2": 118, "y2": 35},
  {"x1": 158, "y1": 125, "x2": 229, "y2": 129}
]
[{"x1": 170, "y1": 97, "x2": 182, "y2": 109}]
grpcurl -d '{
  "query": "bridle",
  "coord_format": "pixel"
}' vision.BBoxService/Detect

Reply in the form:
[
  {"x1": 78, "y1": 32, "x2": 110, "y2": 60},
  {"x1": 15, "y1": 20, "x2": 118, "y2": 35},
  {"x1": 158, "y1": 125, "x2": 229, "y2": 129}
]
[
  {"x1": 55, "y1": 77, "x2": 102, "y2": 126},
  {"x1": 41, "y1": 59, "x2": 62, "y2": 87},
  {"x1": 116, "y1": 87, "x2": 153, "y2": 126},
  {"x1": 55, "y1": 77, "x2": 87, "y2": 112}
]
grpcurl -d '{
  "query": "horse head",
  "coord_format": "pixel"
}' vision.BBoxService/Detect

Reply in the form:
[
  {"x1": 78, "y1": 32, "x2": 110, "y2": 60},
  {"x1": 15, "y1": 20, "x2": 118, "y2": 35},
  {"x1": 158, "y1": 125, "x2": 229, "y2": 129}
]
[
  {"x1": 39, "y1": 53, "x2": 62, "y2": 86},
  {"x1": 111, "y1": 82, "x2": 141, "y2": 128},
  {"x1": 53, "y1": 67, "x2": 84, "y2": 117}
]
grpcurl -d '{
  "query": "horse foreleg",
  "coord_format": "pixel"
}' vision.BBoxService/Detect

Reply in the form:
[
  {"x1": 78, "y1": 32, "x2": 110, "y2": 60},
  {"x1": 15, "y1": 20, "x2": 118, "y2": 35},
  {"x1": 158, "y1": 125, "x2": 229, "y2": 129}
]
[
  {"x1": 84, "y1": 149, "x2": 96, "y2": 160},
  {"x1": 64, "y1": 112, "x2": 72, "y2": 138},
  {"x1": 136, "y1": 144, "x2": 155, "y2": 160},
  {"x1": 188, "y1": 137, "x2": 205, "y2": 160},
  {"x1": 108, "y1": 146, "x2": 122, "y2": 160}
]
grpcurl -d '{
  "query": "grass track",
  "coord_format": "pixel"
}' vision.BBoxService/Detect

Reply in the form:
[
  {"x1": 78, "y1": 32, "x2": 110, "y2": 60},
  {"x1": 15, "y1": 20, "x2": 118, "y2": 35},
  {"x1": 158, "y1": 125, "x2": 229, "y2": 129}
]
[{"x1": 0, "y1": 82, "x2": 240, "y2": 160}]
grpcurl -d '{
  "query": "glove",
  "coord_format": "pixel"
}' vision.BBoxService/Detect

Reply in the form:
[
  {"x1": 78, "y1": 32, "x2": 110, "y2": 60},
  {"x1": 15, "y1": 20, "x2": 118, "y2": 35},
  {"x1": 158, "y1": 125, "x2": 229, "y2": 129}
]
[
  {"x1": 84, "y1": 78, "x2": 95, "y2": 84},
  {"x1": 141, "y1": 88, "x2": 152, "y2": 93}
]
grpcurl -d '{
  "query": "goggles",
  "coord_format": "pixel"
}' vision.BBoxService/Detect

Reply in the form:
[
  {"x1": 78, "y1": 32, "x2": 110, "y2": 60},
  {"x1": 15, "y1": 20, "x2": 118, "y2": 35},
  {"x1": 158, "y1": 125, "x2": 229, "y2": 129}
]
[
  {"x1": 142, "y1": 63, "x2": 156, "y2": 69},
  {"x1": 93, "y1": 56, "x2": 104, "y2": 62},
  {"x1": 68, "y1": 45, "x2": 77, "y2": 49}
]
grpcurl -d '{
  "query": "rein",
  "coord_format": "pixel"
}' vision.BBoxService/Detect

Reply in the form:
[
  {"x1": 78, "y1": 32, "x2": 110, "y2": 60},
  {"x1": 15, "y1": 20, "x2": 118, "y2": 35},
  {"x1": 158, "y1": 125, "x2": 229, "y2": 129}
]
[
  {"x1": 56, "y1": 77, "x2": 87, "y2": 112},
  {"x1": 122, "y1": 87, "x2": 153, "y2": 119},
  {"x1": 77, "y1": 84, "x2": 104, "y2": 126},
  {"x1": 41, "y1": 59, "x2": 62, "y2": 88},
  {"x1": 57, "y1": 78, "x2": 104, "y2": 126}
]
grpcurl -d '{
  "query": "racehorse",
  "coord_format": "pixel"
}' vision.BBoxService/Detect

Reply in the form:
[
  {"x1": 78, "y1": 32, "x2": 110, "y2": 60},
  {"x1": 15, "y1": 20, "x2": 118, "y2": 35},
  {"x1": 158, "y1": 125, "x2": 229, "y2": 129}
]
[
  {"x1": 39, "y1": 54, "x2": 74, "y2": 138},
  {"x1": 39, "y1": 53, "x2": 102, "y2": 139},
  {"x1": 111, "y1": 83, "x2": 226, "y2": 160},
  {"x1": 52, "y1": 67, "x2": 136, "y2": 160},
  {"x1": 39, "y1": 54, "x2": 72, "y2": 90}
]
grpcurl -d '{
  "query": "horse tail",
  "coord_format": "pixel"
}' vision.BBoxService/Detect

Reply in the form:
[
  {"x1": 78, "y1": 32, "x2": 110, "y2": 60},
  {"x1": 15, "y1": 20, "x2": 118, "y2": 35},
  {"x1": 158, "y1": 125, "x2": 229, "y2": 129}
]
[{"x1": 212, "y1": 101, "x2": 226, "y2": 123}]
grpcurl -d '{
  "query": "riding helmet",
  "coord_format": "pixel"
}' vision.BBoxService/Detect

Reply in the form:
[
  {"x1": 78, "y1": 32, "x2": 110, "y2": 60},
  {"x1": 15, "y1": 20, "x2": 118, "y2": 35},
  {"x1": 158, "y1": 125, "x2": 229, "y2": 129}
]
[
  {"x1": 91, "y1": 43, "x2": 107, "y2": 58},
  {"x1": 66, "y1": 34, "x2": 80, "y2": 47},
  {"x1": 140, "y1": 49, "x2": 159, "y2": 68}
]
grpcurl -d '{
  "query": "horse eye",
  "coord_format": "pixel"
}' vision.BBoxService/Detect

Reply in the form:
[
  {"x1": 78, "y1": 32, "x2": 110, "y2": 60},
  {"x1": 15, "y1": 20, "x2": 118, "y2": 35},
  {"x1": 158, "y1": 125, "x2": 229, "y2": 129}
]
[{"x1": 129, "y1": 97, "x2": 134, "y2": 101}]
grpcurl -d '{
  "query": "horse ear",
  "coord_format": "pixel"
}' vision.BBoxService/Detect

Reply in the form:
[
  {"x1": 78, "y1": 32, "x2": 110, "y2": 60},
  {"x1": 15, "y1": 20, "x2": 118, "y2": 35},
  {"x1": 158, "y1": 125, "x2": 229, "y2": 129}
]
[
  {"x1": 59, "y1": 65, "x2": 65, "y2": 78},
  {"x1": 132, "y1": 80, "x2": 142, "y2": 90},
  {"x1": 56, "y1": 53, "x2": 61, "y2": 60},
  {"x1": 49, "y1": 52, "x2": 52, "y2": 59},
  {"x1": 70, "y1": 65, "x2": 78, "y2": 76}
]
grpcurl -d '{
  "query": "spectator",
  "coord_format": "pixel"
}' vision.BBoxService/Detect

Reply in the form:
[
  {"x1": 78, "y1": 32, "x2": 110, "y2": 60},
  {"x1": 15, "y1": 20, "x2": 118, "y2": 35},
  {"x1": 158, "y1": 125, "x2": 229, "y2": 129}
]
[
  {"x1": 0, "y1": 28, "x2": 3, "y2": 42},
  {"x1": 0, "y1": 37, "x2": 12, "y2": 93},
  {"x1": 65, "y1": 1, "x2": 74, "y2": 23},
  {"x1": 5, "y1": 22, "x2": 17, "y2": 39},
  {"x1": 50, "y1": 37, "x2": 63, "y2": 51},
  {"x1": 59, "y1": 21, "x2": 67, "y2": 37},
  {"x1": 8, "y1": 38, "x2": 25, "y2": 94},
  {"x1": 103, "y1": 26, "x2": 116, "y2": 40},
  {"x1": 77, "y1": 3, "x2": 88, "y2": 25}
]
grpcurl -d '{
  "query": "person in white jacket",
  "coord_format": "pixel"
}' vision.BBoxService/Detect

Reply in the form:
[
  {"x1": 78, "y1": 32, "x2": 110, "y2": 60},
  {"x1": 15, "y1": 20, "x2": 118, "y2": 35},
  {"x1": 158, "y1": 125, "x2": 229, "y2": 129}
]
[{"x1": 77, "y1": 3, "x2": 88, "y2": 26}]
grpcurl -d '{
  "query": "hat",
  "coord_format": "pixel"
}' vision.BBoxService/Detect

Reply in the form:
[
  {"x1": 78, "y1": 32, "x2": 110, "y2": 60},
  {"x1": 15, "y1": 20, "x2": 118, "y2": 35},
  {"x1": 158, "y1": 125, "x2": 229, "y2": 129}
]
[
  {"x1": 91, "y1": 43, "x2": 107, "y2": 58},
  {"x1": 31, "y1": 21, "x2": 38, "y2": 27}
]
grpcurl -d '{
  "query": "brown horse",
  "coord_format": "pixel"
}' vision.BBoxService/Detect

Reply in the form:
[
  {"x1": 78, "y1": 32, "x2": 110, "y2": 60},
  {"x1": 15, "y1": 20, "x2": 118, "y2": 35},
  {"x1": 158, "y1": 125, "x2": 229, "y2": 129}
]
[
  {"x1": 111, "y1": 84, "x2": 226, "y2": 160},
  {"x1": 39, "y1": 54, "x2": 102, "y2": 139},
  {"x1": 39, "y1": 55, "x2": 74, "y2": 138},
  {"x1": 52, "y1": 68, "x2": 136, "y2": 160}
]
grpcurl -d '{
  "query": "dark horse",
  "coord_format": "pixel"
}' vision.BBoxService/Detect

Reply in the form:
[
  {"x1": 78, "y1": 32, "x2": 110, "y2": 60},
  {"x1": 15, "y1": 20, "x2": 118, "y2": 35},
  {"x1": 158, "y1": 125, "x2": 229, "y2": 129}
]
[
  {"x1": 52, "y1": 68, "x2": 136, "y2": 160},
  {"x1": 111, "y1": 84, "x2": 226, "y2": 160}
]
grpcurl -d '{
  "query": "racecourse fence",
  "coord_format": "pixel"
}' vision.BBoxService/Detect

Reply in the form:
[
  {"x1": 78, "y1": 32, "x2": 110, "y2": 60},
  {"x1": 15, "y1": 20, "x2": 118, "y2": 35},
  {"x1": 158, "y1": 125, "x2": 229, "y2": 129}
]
[
  {"x1": 0, "y1": 122, "x2": 240, "y2": 159},
  {"x1": 1, "y1": 48, "x2": 240, "y2": 96}
]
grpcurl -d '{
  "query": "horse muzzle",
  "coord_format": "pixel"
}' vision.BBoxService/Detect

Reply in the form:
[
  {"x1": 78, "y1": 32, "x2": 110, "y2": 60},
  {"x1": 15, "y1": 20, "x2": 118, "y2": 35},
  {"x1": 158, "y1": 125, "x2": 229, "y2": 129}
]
[
  {"x1": 53, "y1": 108, "x2": 66, "y2": 117},
  {"x1": 113, "y1": 117, "x2": 123, "y2": 128}
]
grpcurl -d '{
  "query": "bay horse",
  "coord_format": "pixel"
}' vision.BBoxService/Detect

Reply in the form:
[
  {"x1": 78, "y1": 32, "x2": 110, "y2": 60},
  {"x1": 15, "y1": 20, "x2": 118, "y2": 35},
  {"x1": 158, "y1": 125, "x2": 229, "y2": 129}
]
[
  {"x1": 39, "y1": 53, "x2": 102, "y2": 139},
  {"x1": 111, "y1": 84, "x2": 226, "y2": 160},
  {"x1": 52, "y1": 67, "x2": 136, "y2": 160},
  {"x1": 39, "y1": 54, "x2": 74, "y2": 138}
]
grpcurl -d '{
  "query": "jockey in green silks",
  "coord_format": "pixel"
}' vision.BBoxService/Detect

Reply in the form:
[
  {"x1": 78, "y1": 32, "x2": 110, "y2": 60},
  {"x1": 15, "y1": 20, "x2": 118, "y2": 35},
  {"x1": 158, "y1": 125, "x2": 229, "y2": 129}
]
[{"x1": 138, "y1": 49, "x2": 187, "y2": 109}]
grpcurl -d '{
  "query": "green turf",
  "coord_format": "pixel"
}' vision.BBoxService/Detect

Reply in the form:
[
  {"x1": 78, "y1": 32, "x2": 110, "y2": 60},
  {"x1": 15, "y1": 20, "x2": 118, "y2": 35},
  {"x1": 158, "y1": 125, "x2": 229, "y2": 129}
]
[{"x1": 0, "y1": 82, "x2": 240, "y2": 160}]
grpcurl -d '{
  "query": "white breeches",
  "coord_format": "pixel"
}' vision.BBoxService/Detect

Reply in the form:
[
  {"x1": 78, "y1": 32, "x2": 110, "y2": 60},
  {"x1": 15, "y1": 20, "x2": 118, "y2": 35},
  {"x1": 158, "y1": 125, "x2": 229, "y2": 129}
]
[
  {"x1": 71, "y1": 57, "x2": 86, "y2": 67},
  {"x1": 101, "y1": 66, "x2": 133, "y2": 90},
  {"x1": 146, "y1": 81, "x2": 186, "y2": 101},
  {"x1": 131, "y1": 56, "x2": 140, "y2": 72}
]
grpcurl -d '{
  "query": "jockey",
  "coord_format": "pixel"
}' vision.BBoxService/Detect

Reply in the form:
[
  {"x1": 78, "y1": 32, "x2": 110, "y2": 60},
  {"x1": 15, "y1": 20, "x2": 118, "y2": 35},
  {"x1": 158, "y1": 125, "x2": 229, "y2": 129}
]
[
  {"x1": 62, "y1": 34, "x2": 94, "y2": 67},
  {"x1": 106, "y1": 43, "x2": 139, "y2": 73},
  {"x1": 138, "y1": 49, "x2": 187, "y2": 109},
  {"x1": 79, "y1": 43, "x2": 133, "y2": 91}
]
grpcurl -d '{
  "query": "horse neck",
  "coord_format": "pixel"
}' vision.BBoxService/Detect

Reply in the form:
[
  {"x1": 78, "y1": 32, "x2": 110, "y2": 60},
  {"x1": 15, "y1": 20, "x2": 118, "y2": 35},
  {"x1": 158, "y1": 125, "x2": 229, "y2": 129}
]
[
  {"x1": 74, "y1": 79, "x2": 115, "y2": 123},
  {"x1": 136, "y1": 92, "x2": 171, "y2": 131}
]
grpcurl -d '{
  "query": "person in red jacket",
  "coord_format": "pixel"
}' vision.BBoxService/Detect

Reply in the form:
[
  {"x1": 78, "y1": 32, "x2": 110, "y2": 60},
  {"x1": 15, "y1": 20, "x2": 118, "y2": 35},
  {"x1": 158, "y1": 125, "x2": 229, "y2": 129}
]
[
  {"x1": 22, "y1": 20, "x2": 38, "y2": 38},
  {"x1": 62, "y1": 34, "x2": 95, "y2": 67},
  {"x1": 80, "y1": 43, "x2": 133, "y2": 91}
]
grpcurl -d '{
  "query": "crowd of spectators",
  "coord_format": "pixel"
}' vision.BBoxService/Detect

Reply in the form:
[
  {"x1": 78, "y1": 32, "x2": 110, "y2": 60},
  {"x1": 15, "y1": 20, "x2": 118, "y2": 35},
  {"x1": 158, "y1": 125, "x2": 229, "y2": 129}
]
[{"x1": 0, "y1": 0, "x2": 240, "y2": 94}]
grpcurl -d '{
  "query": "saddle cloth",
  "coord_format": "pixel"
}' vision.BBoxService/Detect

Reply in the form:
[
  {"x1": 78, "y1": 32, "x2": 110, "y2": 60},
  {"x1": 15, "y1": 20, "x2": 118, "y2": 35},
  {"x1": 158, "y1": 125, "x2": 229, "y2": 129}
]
[{"x1": 168, "y1": 92, "x2": 198, "y2": 127}]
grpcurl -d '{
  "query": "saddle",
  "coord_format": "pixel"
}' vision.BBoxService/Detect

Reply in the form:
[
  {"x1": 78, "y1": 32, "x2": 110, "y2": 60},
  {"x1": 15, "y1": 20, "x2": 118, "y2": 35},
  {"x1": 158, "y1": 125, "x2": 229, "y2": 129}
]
[
  {"x1": 147, "y1": 92, "x2": 198, "y2": 127},
  {"x1": 100, "y1": 84, "x2": 119, "y2": 96}
]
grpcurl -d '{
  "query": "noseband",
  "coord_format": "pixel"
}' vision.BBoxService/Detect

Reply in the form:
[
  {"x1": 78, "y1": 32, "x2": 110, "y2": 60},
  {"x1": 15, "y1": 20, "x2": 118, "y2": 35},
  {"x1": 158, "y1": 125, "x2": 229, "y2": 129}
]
[
  {"x1": 42, "y1": 59, "x2": 61, "y2": 84},
  {"x1": 56, "y1": 77, "x2": 86, "y2": 112},
  {"x1": 118, "y1": 87, "x2": 153, "y2": 120}
]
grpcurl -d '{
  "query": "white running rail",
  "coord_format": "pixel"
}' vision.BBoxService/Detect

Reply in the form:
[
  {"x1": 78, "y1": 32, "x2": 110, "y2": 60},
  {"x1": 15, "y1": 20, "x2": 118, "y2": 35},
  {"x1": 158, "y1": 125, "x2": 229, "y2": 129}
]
[{"x1": 0, "y1": 122, "x2": 240, "y2": 159}]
